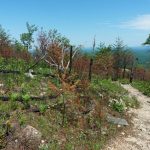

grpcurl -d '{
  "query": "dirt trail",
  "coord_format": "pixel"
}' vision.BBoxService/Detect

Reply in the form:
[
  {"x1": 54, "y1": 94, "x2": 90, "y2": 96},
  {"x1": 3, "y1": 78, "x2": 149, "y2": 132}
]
[{"x1": 104, "y1": 84, "x2": 150, "y2": 150}]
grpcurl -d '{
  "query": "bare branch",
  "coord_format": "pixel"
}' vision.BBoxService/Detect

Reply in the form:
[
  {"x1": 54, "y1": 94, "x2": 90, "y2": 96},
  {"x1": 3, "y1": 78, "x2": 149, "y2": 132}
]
[
  {"x1": 44, "y1": 59, "x2": 58, "y2": 67},
  {"x1": 66, "y1": 47, "x2": 79, "y2": 69}
]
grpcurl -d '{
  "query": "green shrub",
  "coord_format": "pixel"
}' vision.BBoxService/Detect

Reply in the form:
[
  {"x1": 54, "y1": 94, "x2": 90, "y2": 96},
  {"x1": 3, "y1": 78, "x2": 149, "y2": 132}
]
[
  {"x1": 123, "y1": 95, "x2": 140, "y2": 108},
  {"x1": 39, "y1": 104, "x2": 48, "y2": 114},
  {"x1": 17, "y1": 113, "x2": 27, "y2": 126},
  {"x1": 39, "y1": 144, "x2": 49, "y2": 150},
  {"x1": 132, "y1": 80, "x2": 150, "y2": 97},
  {"x1": 112, "y1": 102, "x2": 124, "y2": 113},
  {"x1": 10, "y1": 93, "x2": 20, "y2": 101},
  {"x1": 119, "y1": 79, "x2": 130, "y2": 84},
  {"x1": 22, "y1": 94, "x2": 30, "y2": 109},
  {"x1": 90, "y1": 78, "x2": 127, "y2": 99},
  {"x1": 10, "y1": 101, "x2": 18, "y2": 110},
  {"x1": 22, "y1": 94, "x2": 30, "y2": 103},
  {"x1": 10, "y1": 93, "x2": 20, "y2": 110}
]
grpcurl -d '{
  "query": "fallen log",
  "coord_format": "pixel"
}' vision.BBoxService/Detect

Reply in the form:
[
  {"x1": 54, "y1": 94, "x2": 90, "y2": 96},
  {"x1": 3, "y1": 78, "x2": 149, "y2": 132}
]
[
  {"x1": 29, "y1": 107, "x2": 40, "y2": 113},
  {"x1": 0, "y1": 70, "x2": 20, "y2": 74},
  {"x1": 0, "y1": 69, "x2": 55, "y2": 78},
  {"x1": 0, "y1": 93, "x2": 61, "y2": 102},
  {"x1": 0, "y1": 96, "x2": 9, "y2": 101}
]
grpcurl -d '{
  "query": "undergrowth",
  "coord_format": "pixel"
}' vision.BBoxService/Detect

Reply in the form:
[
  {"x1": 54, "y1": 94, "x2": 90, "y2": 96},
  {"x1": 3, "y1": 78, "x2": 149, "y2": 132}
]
[
  {"x1": 132, "y1": 80, "x2": 150, "y2": 97},
  {"x1": 0, "y1": 75, "x2": 140, "y2": 149}
]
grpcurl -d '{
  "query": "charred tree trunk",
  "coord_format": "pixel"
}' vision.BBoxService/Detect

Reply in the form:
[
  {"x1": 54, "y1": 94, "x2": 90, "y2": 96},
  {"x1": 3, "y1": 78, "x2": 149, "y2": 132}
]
[
  {"x1": 129, "y1": 66, "x2": 134, "y2": 83},
  {"x1": 0, "y1": 69, "x2": 55, "y2": 77},
  {"x1": 142, "y1": 70, "x2": 146, "y2": 81},
  {"x1": 129, "y1": 72, "x2": 133, "y2": 83},
  {"x1": 61, "y1": 94, "x2": 66, "y2": 127},
  {"x1": 0, "y1": 94, "x2": 61, "y2": 102},
  {"x1": 122, "y1": 65, "x2": 126, "y2": 78},
  {"x1": 88, "y1": 58, "x2": 93, "y2": 81}
]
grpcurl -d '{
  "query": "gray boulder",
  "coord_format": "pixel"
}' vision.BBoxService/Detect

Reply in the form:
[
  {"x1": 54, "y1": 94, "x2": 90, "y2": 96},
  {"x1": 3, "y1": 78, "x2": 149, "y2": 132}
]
[
  {"x1": 18, "y1": 125, "x2": 42, "y2": 149},
  {"x1": 107, "y1": 114, "x2": 129, "y2": 126}
]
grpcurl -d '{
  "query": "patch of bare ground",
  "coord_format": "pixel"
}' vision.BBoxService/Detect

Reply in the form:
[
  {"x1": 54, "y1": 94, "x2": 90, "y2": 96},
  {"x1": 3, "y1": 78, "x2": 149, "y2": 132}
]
[{"x1": 104, "y1": 84, "x2": 150, "y2": 150}]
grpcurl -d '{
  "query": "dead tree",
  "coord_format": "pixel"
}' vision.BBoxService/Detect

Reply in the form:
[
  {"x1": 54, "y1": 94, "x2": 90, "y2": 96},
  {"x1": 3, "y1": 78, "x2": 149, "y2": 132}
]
[
  {"x1": 69, "y1": 46, "x2": 73, "y2": 74},
  {"x1": 37, "y1": 29, "x2": 79, "y2": 73}
]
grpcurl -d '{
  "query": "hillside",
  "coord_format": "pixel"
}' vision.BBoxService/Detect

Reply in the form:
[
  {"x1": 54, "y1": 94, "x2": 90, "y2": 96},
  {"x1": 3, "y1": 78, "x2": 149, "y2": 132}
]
[
  {"x1": 0, "y1": 16, "x2": 149, "y2": 150},
  {"x1": 0, "y1": 63, "x2": 139, "y2": 149}
]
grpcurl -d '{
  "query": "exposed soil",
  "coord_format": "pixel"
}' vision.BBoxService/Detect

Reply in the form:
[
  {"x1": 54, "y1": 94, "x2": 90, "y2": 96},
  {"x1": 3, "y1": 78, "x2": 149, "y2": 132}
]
[{"x1": 104, "y1": 84, "x2": 150, "y2": 150}]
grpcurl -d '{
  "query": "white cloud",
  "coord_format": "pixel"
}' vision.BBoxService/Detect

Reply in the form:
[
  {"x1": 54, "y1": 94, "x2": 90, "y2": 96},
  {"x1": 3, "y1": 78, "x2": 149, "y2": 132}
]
[{"x1": 120, "y1": 14, "x2": 150, "y2": 30}]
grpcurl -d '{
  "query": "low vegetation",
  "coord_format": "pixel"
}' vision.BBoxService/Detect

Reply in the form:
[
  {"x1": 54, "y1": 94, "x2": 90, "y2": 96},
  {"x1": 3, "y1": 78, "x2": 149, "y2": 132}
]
[
  {"x1": 0, "y1": 72, "x2": 139, "y2": 149},
  {"x1": 132, "y1": 80, "x2": 150, "y2": 97},
  {"x1": 0, "y1": 22, "x2": 148, "y2": 149}
]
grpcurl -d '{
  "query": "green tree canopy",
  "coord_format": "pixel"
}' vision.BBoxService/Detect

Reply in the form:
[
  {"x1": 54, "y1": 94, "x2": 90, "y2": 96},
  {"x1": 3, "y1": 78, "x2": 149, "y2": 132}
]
[
  {"x1": 113, "y1": 38, "x2": 126, "y2": 69},
  {"x1": 13, "y1": 40, "x2": 27, "y2": 51},
  {"x1": 20, "y1": 22, "x2": 37, "y2": 51}
]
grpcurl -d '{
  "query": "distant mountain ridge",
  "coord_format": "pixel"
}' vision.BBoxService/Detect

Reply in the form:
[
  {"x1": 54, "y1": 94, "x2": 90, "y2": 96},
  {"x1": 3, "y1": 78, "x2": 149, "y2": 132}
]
[{"x1": 83, "y1": 46, "x2": 150, "y2": 52}]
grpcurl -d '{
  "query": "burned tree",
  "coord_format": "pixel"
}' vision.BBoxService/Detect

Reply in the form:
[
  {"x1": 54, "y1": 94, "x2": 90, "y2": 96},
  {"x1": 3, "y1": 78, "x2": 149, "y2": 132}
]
[
  {"x1": 37, "y1": 29, "x2": 79, "y2": 73},
  {"x1": 95, "y1": 43, "x2": 113, "y2": 78},
  {"x1": 112, "y1": 38, "x2": 126, "y2": 80}
]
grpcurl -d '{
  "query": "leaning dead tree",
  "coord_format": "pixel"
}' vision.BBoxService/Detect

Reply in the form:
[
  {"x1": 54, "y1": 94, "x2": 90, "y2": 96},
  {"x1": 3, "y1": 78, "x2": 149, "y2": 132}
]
[{"x1": 37, "y1": 29, "x2": 80, "y2": 73}]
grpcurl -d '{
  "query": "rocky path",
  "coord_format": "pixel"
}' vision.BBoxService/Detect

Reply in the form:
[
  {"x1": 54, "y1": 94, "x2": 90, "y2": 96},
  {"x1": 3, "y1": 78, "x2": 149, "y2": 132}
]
[{"x1": 105, "y1": 84, "x2": 150, "y2": 150}]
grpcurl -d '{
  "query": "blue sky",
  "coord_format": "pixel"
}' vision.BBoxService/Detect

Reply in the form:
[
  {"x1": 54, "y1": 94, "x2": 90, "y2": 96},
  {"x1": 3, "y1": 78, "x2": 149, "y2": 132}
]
[{"x1": 0, "y1": 0, "x2": 150, "y2": 47}]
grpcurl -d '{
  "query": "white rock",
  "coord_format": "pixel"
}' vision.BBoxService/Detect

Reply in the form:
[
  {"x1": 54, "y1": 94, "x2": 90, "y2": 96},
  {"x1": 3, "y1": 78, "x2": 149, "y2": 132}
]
[
  {"x1": 0, "y1": 83, "x2": 4, "y2": 87},
  {"x1": 118, "y1": 125, "x2": 121, "y2": 128},
  {"x1": 41, "y1": 140, "x2": 45, "y2": 144},
  {"x1": 19, "y1": 125, "x2": 42, "y2": 149},
  {"x1": 25, "y1": 69, "x2": 35, "y2": 78}
]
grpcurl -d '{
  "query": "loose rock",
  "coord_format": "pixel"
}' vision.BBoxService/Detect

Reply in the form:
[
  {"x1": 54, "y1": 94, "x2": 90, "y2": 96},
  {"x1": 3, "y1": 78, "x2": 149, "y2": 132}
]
[
  {"x1": 107, "y1": 114, "x2": 129, "y2": 126},
  {"x1": 18, "y1": 125, "x2": 42, "y2": 150}
]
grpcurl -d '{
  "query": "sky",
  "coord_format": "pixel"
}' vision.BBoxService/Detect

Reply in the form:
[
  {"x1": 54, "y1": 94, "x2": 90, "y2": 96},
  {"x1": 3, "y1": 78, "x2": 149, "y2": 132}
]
[{"x1": 0, "y1": 0, "x2": 150, "y2": 47}]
